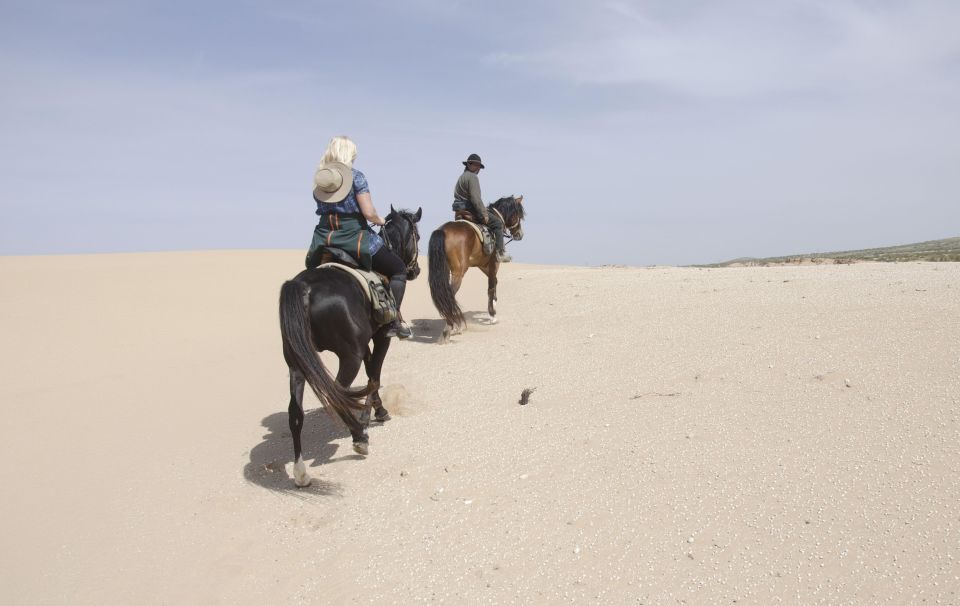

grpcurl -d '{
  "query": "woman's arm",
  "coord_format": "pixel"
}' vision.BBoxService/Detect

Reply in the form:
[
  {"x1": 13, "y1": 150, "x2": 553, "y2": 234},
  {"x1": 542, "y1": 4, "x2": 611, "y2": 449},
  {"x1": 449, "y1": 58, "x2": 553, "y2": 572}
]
[{"x1": 356, "y1": 191, "x2": 385, "y2": 226}]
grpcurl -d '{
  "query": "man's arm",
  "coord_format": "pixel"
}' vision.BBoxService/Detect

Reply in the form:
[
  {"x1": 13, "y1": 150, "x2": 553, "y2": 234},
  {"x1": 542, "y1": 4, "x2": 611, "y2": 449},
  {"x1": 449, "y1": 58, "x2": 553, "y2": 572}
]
[{"x1": 468, "y1": 175, "x2": 490, "y2": 223}]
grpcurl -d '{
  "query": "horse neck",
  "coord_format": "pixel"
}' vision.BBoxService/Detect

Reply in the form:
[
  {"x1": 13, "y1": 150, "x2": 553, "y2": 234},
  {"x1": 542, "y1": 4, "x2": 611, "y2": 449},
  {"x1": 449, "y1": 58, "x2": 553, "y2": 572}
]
[
  {"x1": 385, "y1": 219, "x2": 414, "y2": 261},
  {"x1": 490, "y1": 204, "x2": 511, "y2": 224}
]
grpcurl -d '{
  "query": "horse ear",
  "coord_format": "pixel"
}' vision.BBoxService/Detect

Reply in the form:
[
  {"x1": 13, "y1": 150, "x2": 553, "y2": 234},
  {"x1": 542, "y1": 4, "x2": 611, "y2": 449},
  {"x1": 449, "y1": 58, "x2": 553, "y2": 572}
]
[
  {"x1": 390, "y1": 204, "x2": 396, "y2": 215},
  {"x1": 414, "y1": 207, "x2": 422, "y2": 222}
]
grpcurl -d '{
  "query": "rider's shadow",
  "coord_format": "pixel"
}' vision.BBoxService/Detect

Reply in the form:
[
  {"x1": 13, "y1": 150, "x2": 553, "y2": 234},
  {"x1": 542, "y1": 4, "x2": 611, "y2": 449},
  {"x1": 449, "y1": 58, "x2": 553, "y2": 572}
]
[{"x1": 243, "y1": 407, "x2": 362, "y2": 497}]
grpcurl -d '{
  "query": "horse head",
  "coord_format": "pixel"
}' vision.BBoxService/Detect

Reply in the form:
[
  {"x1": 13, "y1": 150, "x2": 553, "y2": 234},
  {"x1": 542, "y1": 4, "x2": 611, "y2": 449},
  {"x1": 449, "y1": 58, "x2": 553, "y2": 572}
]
[
  {"x1": 492, "y1": 195, "x2": 525, "y2": 241},
  {"x1": 384, "y1": 205, "x2": 423, "y2": 280}
]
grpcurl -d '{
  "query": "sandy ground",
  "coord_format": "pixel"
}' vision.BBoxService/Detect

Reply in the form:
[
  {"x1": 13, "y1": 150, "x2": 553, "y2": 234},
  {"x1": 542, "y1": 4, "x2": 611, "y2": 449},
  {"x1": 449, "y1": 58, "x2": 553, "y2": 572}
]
[{"x1": 1, "y1": 251, "x2": 958, "y2": 605}]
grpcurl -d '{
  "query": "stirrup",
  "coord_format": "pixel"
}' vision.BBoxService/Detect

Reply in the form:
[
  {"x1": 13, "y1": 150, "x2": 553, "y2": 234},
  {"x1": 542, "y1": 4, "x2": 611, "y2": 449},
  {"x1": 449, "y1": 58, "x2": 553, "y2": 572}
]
[{"x1": 385, "y1": 320, "x2": 412, "y2": 339}]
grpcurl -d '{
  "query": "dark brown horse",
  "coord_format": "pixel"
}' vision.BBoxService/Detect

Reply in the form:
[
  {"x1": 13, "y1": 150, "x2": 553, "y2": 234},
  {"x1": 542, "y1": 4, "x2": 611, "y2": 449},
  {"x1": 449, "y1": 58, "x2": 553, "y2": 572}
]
[
  {"x1": 278, "y1": 207, "x2": 421, "y2": 487},
  {"x1": 428, "y1": 195, "x2": 525, "y2": 342}
]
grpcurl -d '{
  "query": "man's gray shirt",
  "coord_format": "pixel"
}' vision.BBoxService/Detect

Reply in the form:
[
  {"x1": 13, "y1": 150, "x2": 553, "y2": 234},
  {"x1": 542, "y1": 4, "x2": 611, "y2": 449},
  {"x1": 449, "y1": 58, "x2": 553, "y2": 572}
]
[{"x1": 454, "y1": 170, "x2": 487, "y2": 220}]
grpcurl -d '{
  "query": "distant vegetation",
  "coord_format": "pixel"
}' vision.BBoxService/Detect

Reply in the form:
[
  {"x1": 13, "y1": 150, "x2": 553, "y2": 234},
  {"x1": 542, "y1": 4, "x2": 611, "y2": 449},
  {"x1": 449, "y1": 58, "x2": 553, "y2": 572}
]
[{"x1": 702, "y1": 237, "x2": 960, "y2": 267}]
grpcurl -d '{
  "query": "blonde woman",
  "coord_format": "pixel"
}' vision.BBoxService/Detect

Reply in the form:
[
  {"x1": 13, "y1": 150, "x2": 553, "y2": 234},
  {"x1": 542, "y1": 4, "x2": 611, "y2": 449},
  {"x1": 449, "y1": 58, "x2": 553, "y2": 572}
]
[{"x1": 305, "y1": 136, "x2": 411, "y2": 339}]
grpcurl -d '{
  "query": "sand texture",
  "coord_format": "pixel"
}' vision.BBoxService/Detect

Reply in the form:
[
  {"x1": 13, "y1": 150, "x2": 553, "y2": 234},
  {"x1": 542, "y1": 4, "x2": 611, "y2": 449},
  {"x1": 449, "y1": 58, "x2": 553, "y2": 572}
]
[{"x1": 1, "y1": 251, "x2": 958, "y2": 604}]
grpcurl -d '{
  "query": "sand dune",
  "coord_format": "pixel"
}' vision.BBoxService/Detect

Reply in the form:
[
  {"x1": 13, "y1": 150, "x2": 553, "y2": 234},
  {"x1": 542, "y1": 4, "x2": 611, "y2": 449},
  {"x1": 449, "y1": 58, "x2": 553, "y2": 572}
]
[{"x1": 1, "y1": 251, "x2": 958, "y2": 604}]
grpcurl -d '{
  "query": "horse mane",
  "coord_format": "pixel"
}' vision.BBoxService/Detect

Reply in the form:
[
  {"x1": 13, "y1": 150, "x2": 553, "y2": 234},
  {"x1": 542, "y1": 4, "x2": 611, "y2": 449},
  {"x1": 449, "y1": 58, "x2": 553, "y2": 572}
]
[
  {"x1": 386, "y1": 207, "x2": 419, "y2": 222},
  {"x1": 490, "y1": 196, "x2": 525, "y2": 221}
]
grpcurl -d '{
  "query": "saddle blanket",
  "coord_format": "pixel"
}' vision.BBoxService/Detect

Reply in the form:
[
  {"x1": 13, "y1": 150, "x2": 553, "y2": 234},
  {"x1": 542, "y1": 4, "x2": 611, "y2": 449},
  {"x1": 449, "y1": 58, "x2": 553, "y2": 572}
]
[
  {"x1": 454, "y1": 220, "x2": 495, "y2": 255},
  {"x1": 317, "y1": 262, "x2": 397, "y2": 326}
]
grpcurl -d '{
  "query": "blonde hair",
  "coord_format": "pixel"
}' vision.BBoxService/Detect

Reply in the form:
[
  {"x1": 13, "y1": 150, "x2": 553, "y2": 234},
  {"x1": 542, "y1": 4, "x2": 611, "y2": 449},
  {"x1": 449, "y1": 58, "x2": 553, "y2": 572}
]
[{"x1": 314, "y1": 135, "x2": 357, "y2": 186}]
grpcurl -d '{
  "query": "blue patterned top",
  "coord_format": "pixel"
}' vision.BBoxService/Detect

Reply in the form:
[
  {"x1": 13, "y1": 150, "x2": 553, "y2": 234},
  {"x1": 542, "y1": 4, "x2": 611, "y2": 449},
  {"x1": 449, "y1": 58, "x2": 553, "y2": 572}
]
[{"x1": 314, "y1": 168, "x2": 383, "y2": 255}]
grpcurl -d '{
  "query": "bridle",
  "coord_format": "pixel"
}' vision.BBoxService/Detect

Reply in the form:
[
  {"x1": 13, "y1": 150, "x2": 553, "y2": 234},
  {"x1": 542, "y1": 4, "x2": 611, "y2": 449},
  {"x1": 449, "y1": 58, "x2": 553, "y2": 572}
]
[{"x1": 380, "y1": 214, "x2": 420, "y2": 274}]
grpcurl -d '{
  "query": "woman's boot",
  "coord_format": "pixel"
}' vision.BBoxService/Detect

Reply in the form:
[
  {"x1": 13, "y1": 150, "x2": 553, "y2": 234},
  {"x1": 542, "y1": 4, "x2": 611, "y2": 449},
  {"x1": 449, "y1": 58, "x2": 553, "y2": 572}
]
[{"x1": 385, "y1": 277, "x2": 411, "y2": 339}]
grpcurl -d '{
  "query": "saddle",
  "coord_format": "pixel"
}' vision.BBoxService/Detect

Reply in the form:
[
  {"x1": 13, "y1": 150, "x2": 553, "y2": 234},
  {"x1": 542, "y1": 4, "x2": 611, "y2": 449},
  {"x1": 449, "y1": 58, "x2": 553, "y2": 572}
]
[
  {"x1": 454, "y1": 209, "x2": 479, "y2": 223},
  {"x1": 317, "y1": 248, "x2": 397, "y2": 326},
  {"x1": 453, "y1": 210, "x2": 495, "y2": 256}
]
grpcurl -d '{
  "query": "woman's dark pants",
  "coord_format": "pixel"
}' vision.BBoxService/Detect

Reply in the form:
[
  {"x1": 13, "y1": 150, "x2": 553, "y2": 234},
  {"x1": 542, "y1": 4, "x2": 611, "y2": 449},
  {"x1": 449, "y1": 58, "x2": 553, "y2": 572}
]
[{"x1": 371, "y1": 247, "x2": 407, "y2": 309}]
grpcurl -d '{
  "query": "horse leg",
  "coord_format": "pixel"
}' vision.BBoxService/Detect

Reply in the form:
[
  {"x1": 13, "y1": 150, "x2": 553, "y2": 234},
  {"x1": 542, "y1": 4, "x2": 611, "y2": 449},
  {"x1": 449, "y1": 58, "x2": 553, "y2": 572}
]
[
  {"x1": 451, "y1": 272, "x2": 464, "y2": 295},
  {"x1": 288, "y1": 369, "x2": 311, "y2": 487},
  {"x1": 335, "y1": 355, "x2": 370, "y2": 455},
  {"x1": 478, "y1": 263, "x2": 499, "y2": 323},
  {"x1": 486, "y1": 268, "x2": 499, "y2": 323},
  {"x1": 364, "y1": 334, "x2": 392, "y2": 422},
  {"x1": 449, "y1": 270, "x2": 467, "y2": 336},
  {"x1": 440, "y1": 270, "x2": 466, "y2": 343}
]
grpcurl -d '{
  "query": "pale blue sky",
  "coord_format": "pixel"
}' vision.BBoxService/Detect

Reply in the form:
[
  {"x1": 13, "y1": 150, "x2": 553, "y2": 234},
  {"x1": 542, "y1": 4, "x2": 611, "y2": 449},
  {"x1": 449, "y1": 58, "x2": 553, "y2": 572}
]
[{"x1": 2, "y1": 0, "x2": 958, "y2": 265}]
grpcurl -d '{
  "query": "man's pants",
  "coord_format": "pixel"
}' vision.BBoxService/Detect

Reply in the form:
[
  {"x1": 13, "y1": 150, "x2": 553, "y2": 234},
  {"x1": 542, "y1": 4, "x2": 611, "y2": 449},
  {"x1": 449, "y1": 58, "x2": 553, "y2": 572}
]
[{"x1": 486, "y1": 212, "x2": 505, "y2": 254}]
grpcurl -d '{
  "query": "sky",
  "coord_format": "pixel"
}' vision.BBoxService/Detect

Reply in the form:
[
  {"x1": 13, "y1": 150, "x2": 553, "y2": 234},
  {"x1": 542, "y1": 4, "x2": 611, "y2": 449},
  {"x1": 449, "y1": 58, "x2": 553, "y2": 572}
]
[{"x1": 2, "y1": 0, "x2": 958, "y2": 266}]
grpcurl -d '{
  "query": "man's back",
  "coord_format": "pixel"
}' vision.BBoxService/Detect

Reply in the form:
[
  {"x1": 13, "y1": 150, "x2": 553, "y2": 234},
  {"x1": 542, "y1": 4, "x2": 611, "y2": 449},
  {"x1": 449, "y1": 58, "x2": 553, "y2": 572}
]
[{"x1": 454, "y1": 169, "x2": 485, "y2": 218}]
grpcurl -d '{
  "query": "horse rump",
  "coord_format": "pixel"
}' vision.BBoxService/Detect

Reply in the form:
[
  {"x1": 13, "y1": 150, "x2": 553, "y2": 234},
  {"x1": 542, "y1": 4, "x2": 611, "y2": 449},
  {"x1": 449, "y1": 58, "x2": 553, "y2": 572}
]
[{"x1": 278, "y1": 279, "x2": 367, "y2": 432}]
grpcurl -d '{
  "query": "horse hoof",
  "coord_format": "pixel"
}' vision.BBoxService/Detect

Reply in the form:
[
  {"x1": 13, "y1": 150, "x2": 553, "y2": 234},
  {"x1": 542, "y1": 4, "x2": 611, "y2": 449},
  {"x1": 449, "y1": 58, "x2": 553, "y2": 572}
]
[
  {"x1": 488, "y1": 316, "x2": 498, "y2": 324},
  {"x1": 375, "y1": 412, "x2": 391, "y2": 422},
  {"x1": 353, "y1": 441, "x2": 369, "y2": 456},
  {"x1": 293, "y1": 460, "x2": 312, "y2": 487}
]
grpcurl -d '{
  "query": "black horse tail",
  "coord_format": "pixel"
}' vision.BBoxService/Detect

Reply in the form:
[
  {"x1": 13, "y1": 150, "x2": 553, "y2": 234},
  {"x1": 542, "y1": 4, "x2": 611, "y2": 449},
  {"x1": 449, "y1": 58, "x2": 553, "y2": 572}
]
[
  {"x1": 428, "y1": 228, "x2": 464, "y2": 328},
  {"x1": 279, "y1": 279, "x2": 368, "y2": 434}
]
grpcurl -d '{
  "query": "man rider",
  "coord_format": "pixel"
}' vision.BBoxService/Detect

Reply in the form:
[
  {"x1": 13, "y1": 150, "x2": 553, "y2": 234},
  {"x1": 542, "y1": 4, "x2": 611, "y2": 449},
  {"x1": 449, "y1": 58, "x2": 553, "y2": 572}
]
[{"x1": 452, "y1": 153, "x2": 510, "y2": 262}]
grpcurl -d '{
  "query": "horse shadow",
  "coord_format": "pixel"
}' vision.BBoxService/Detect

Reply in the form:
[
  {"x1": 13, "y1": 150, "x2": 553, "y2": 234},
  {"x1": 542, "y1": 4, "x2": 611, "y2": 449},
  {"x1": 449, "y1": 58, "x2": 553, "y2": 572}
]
[
  {"x1": 407, "y1": 318, "x2": 447, "y2": 344},
  {"x1": 243, "y1": 407, "x2": 365, "y2": 497},
  {"x1": 464, "y1": 310, "x2": 498, "y2": 326},
  {"x1": 406, "y1": 312, "x2": 497, "y2": 344}
]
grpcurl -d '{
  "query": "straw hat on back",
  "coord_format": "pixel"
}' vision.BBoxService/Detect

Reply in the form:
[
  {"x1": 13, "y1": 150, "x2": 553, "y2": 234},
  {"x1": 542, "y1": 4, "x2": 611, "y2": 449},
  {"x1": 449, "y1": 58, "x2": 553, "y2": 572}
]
[{"x1": 312, "y1": 161, "x2": 353, "y2": 203}]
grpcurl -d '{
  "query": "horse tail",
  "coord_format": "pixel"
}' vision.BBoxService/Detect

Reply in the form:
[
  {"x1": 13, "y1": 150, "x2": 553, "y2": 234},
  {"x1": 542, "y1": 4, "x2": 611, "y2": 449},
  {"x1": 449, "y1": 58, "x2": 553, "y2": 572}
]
[
  {"x1": 428, "y1": 228, "x2": 464, "y2": 328},
  {"x1": 279, "y1": 279, "x2": 367, "y2": 434}
]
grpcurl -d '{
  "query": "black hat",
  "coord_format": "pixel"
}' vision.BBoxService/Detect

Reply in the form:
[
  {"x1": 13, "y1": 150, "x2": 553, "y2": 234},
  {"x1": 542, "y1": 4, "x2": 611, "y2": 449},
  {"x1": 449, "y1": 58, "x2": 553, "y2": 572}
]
[{"x1": 462, "y1": 153, "x2": 485, "y2": 169}]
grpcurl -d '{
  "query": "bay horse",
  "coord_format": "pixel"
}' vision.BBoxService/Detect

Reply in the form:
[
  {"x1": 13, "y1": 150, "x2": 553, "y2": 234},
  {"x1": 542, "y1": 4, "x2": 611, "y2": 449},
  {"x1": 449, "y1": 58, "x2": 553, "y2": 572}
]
[
  {"x1": 428, "y1": 195, "x2": 525, "y2": 342},
  {"x1": 278, "y1": 207, "x2": 421, "y2": 487}
]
